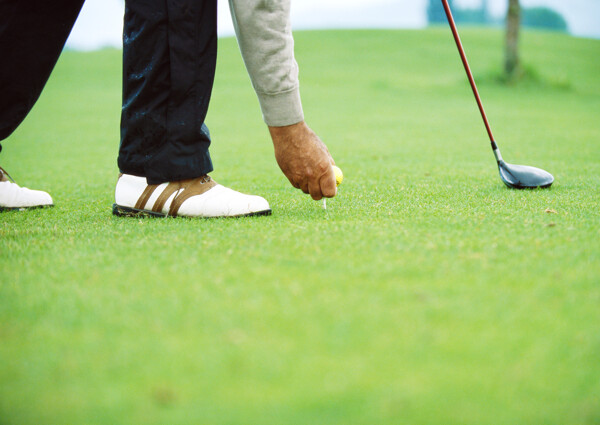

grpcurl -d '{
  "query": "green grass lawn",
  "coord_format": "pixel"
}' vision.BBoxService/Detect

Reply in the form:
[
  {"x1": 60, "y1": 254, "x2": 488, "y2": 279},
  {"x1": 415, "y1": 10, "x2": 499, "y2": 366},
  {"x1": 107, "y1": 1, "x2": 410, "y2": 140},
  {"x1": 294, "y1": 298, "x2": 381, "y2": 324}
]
[{"x1": 1, "y1": 28, "x2": 599, "y2": 425}]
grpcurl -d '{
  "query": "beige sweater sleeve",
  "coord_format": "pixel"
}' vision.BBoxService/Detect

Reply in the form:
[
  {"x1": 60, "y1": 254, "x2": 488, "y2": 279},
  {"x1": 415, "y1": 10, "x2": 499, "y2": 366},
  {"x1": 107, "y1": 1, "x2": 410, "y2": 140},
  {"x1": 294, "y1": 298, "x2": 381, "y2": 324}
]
[{"x1": 229, "y1": 0, "x2": 304, "y2": 127}]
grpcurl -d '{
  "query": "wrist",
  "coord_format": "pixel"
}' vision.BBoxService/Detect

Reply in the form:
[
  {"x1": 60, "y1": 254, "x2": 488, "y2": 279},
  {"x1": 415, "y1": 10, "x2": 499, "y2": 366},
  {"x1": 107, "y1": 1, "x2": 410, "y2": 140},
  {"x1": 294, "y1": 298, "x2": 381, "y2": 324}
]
[{"x1": 268, "y1": 121, "x2": 309, "y2": 143}]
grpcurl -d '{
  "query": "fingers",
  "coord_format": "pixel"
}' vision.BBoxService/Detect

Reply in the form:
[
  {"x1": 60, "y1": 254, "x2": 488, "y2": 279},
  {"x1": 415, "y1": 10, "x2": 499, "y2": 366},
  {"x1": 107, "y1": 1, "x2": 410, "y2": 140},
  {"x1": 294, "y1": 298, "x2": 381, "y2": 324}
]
[
  {"x1": 306, "y1": 165, "x2": 337, "y2": 200},
  {"x1": 284, "y1": 171, "x2": 301, "y2": 189},
  {"x1": 270, "y1": 121, "x2": 338, "y2": 200},
  {"x1": 287, "y1": 168, "x2": 332, "y2": 200},
  {"x1": 299, "y1": 180, "x2": 309, "y2": 194},
  {"x1": 307, "y1": 172, "x2": 324, "y2": 200},
  {"x1": 320, "y1": 166, "x2": 337, "y2": 198}
]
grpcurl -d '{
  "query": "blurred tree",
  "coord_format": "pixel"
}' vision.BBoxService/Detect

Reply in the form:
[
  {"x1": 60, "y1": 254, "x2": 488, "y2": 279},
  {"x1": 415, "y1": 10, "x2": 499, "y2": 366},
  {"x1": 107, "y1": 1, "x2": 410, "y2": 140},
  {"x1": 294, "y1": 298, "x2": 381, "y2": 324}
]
[
  {"x1": 481, "y1": 0, "x2": 489, "y2": 15},
  {"x1": 427, "y1": 0, "x2": 453, "y2": 24},
  {"x1": 454, "y1": 8, "x2": 486, "y2": 24},
  {"x1": 505, "y1": 0, "x2": 521, "y2": 79},
  {"x1": 429, "y1": 0, "x2": 567, "y2": 81},
  {"x1": 523, "y1": 7, "x2": 568, "y2": 32},
  {"x1": 481, "y1": 0, "x2": 490, "y2": 23},
  {"x1": 428, "y1": 0, "x2": 490, "y2": 26}
]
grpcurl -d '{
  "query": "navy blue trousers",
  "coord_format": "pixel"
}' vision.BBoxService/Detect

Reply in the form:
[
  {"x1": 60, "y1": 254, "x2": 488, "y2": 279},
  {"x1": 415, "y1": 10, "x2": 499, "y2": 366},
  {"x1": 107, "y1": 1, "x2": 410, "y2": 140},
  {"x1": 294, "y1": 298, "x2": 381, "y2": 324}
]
[
  {"x1": 119, "y1": 0, "x2": 217, "y2": 184},
  {"x1": 0, "y1": 0, "x2": 217, "y2": 184},
  {"x1": 0, "y1": 0, "x2": 85, "y2": 145}
]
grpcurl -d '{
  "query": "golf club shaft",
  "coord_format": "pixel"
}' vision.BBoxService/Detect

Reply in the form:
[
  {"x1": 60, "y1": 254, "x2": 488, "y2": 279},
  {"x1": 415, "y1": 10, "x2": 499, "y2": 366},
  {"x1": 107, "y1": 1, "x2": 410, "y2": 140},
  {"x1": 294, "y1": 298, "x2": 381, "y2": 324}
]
[{"x1": 441, "y1": 0, "x2": 499, "y2": 153}]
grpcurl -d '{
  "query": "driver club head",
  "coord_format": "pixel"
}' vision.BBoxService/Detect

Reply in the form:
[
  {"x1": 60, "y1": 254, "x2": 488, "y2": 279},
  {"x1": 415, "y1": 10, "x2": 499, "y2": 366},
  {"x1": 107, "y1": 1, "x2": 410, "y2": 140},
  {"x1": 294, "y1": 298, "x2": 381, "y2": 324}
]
[{"x1": 497, "y1": 160, "x2": 554, "y2": 189}]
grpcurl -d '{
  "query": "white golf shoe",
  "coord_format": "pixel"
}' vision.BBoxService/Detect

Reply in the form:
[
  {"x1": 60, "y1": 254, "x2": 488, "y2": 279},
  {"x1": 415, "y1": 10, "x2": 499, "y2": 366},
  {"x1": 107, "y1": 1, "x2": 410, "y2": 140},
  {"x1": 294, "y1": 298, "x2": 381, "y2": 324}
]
[
  {"x1": 0, "y1": 166, "x2": 53, "y2": 211},
  {"x1": 113, "y1": 173, "x2": 271, "y2": 218}
]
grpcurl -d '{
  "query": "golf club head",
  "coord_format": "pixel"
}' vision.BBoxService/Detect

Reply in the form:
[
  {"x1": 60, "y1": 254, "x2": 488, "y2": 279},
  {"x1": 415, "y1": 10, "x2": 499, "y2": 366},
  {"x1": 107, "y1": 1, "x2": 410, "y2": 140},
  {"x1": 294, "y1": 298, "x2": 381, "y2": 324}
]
[{"x1": 497, "y1": 160, "x2": 554, "y2": 189}]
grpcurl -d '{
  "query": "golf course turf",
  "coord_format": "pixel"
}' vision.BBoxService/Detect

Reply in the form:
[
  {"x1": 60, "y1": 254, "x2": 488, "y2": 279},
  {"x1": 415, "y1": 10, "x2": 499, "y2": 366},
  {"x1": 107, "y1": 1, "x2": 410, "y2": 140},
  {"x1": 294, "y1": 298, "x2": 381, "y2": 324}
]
[{"x1": 1, "y1": 29, "x2": 599, "y2": 424}]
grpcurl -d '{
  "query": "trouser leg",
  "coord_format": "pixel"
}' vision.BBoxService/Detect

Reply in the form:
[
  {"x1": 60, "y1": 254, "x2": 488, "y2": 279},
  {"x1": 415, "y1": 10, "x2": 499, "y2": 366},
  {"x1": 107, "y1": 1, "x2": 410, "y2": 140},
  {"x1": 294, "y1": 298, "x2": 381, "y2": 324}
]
[
  {"x1": 0, "y1": 0, "x2": 85, "y2": 151},
  {"x1": 118, "y1": 0, "x2": 217, "y2": 185}
]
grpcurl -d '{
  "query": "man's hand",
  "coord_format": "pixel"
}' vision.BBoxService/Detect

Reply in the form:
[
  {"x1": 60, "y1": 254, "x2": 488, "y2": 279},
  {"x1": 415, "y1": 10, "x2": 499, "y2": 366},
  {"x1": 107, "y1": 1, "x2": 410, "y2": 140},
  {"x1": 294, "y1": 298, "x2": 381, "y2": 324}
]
[{"x1": 269, "y1": 121, "x2": 337, "y2": 201}]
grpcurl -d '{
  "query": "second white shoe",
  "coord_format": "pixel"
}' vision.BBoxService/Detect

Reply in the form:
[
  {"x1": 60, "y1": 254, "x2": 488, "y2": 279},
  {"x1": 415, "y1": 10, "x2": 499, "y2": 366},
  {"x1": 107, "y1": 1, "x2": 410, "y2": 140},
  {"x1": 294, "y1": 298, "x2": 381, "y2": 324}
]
[
  {"x1": 0, "y1": 167, "x2": 53, "y2": 211},
  {"x1": 113, "y1": 173, "x2": 271, "y2": 218}
]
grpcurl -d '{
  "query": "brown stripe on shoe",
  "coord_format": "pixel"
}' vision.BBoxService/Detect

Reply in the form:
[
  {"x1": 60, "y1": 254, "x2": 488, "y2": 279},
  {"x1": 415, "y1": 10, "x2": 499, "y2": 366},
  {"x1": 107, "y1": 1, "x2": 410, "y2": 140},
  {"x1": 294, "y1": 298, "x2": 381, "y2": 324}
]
[
  {"x1": 169, "y1": 176, "x2": 217, "y2": 217},
  {"x1": 152, "y1": 182, "x2": 181, "y2": 214},
  {"x1": 135, "y1": 184, "x2": 160, "y2": 210},
  {"x1": 130, "y1": 175, "x2": 217, "y2": 216}
]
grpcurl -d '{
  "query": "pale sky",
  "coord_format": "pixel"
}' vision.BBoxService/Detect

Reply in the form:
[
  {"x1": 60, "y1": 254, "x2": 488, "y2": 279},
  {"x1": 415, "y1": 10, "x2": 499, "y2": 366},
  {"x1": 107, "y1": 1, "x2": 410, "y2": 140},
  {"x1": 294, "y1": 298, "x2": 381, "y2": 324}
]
[{"x1": 66, "y1": 0, "x2": 600, "y2": 50}]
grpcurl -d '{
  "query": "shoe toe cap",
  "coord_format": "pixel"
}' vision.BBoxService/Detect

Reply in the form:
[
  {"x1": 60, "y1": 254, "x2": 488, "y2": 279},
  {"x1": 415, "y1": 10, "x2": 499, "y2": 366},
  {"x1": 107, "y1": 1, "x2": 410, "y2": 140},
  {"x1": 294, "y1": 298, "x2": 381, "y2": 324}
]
[
  {"x1": 247, "y1": 195, "x2": 270, "y2": 214},
  {"x1": 0, "y1": 181, "x2": 53, "y2": 208},
  {"x1": 177, "y1": 185, "x2": 270, "y2": 217},
  {"x1": 36, "y1": 190, "x2": 53, "y2": 206},
  {"x1": 20, "y1": 188, "x2": 53, "y2": 207}
]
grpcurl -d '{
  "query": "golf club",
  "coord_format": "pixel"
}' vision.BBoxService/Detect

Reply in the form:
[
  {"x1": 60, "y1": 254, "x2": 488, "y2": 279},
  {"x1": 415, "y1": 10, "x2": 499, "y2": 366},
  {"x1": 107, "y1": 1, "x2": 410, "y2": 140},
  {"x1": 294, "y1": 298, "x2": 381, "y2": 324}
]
[{"x1": 441, "y1": 0, "x2": 554, "y2": 189}]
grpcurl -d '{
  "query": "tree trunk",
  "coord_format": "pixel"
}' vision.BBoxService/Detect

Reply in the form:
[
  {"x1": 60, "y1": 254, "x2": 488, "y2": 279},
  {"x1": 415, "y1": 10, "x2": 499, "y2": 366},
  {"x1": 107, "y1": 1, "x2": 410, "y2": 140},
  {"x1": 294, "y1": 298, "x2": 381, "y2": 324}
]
[
  {"x1": 505, "y1": 0, "x2": 521, "y2": 79},
  {"x1": 481, "y1": 0, "x2": 489, "y2": 23}
]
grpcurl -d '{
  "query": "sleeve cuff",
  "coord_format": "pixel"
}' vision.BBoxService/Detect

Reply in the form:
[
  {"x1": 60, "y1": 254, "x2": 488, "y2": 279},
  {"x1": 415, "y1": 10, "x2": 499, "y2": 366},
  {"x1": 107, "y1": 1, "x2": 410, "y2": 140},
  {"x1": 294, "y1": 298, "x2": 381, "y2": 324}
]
[{"x1": 257, "y1": 87, "x2": 304, "y2": 127}]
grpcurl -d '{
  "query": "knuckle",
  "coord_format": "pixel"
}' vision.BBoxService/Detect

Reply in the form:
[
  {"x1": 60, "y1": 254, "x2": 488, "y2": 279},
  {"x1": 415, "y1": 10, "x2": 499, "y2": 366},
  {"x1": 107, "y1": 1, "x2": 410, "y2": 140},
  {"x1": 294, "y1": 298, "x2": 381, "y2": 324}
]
[{"x1": 317, "y1": 162, "x2": 330, "y2": 174}]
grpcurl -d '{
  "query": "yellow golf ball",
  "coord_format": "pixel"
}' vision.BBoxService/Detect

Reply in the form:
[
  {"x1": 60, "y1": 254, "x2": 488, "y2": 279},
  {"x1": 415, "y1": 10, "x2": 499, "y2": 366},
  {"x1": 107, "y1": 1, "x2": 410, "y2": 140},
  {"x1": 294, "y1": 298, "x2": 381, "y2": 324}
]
[{"x1": 333, "y1": 165, "x2": 344, "y2": 186}]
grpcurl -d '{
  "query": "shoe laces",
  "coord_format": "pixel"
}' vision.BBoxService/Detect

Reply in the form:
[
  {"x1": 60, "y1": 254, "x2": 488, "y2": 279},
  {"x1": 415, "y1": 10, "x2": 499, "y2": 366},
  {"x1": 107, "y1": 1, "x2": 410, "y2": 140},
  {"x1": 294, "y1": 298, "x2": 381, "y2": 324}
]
[{"x1": 0, "y1": 166, "x2": 15, "y2": 183}]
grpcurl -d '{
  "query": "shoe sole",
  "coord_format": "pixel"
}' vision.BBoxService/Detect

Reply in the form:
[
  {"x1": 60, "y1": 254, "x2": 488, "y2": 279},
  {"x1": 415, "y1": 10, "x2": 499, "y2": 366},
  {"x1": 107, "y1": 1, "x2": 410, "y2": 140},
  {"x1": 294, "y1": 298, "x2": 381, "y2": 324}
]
[
  {"x1": 112, "y1": 204, "x2": 272, "y2": 218},
  {"x1": 0, "y1": 204, "x2": 54, "y2": 212}
]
